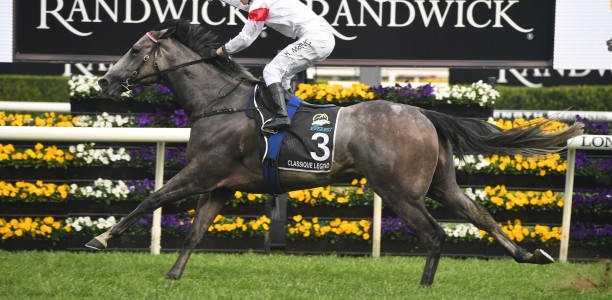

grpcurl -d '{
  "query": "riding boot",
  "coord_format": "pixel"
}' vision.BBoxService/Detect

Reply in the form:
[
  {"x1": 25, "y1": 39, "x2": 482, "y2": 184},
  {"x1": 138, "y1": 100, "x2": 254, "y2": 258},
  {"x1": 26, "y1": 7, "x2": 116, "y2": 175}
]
[
  {"x1": 263, "y1": 82, "x2": 291, "y2": 132},
  {"x1": 284, "y1": 88, "x2": 293, "y2": 100}
]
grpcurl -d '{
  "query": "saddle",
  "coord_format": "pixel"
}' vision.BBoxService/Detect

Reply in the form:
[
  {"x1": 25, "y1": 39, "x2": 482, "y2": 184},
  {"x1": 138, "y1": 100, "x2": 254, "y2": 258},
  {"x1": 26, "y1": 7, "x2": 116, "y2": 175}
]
[
  {"x1": 251, "y1": 84, "x2": 342, "y2": 194},
  {"x1": 253, "y1": 84, "x2": 335, "y2": 126}
]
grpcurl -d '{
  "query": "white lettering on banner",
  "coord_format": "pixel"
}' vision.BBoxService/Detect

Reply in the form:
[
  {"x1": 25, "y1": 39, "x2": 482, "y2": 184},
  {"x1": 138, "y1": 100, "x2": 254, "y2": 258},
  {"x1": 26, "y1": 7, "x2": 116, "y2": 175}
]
[
  {"x1": 63, "y1": 63, "x2": 115, "y2": 76},
  {"x1": 36, "y1": 0, "x2": 534, "y2": 41},
  {"x1": 94, "y1": 0, "x2": 119, "y2": 22},
  {"x1": 124, "y1": 0, "x2": 151, "y2": 24},
  {"x1": 38, "y1": 0, "x2": 92, "y2": 36},
  {"x1": 151, "y1": 0, "x2": 189, "y2": 20},
  {"x1": 497, "y1": 69, "x2": 612, "y2": 88}
]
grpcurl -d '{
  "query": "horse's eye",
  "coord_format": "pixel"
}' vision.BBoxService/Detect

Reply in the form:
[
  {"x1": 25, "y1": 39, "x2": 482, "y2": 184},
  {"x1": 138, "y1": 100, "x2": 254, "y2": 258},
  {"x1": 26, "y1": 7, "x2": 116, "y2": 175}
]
[{"x1": 131, "y1": 47, "x2": 141, "y2": 54}]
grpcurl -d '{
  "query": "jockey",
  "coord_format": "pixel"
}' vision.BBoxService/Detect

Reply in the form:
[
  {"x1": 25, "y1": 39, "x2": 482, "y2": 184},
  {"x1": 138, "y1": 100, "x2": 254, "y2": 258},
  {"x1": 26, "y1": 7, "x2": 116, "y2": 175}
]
[{"x1": 211, "y1": 0, "x2": 335, "y2": 132}]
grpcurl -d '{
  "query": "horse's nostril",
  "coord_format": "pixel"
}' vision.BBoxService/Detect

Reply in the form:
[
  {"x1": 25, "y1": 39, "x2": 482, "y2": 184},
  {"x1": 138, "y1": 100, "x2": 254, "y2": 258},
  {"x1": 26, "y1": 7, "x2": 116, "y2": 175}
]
[{"x1": 98, "y1": 78, "x2": 109, "y2": 89}]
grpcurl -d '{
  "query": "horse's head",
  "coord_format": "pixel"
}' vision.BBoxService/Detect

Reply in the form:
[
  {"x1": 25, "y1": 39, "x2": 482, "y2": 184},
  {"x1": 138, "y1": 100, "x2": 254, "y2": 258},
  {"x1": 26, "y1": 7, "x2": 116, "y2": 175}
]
[
  {"x1": 98, "y1": 28, "x2": 176, "y2": 98},
  {"x1": 99, "y1": 19, "x2": 259, "y2": 99}
]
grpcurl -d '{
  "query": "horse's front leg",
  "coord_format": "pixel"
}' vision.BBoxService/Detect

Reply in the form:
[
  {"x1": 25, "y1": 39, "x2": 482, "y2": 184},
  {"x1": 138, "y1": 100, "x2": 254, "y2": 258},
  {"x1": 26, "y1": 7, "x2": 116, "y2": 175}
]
[
  {"x1": 165, "y1": 189, "x2": 229, "y2": 279},
  {"x1": 85, "y1": 165, "x2": 208, "y2": 250}
]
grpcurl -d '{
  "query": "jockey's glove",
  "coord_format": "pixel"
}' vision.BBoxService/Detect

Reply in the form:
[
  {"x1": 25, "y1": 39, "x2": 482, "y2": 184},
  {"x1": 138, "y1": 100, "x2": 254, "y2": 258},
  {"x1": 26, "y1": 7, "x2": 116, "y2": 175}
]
[{"x1": 204, "y1": 47, "x2": 218, "y2": 58}]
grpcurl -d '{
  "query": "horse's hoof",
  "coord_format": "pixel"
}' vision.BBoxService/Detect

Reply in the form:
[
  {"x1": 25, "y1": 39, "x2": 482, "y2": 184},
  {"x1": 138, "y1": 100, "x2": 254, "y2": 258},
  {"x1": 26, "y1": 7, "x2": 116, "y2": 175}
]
[
  {"x1": 164, "y1": 273, "x2": 181, "y2": 280},
  {"x1": 534, "y1": 249, "x2": 555, "y2": 264},
  {"x1": 85, "y1": 237, "x2": 107, "y2": 251}
]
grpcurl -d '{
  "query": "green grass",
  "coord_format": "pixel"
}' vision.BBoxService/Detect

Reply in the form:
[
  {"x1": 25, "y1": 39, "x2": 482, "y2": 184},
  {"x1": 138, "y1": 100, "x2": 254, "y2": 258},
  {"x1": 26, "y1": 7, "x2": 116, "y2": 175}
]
[{"x1": 0, "y1": 251, "x2": 609, "y2": 299}]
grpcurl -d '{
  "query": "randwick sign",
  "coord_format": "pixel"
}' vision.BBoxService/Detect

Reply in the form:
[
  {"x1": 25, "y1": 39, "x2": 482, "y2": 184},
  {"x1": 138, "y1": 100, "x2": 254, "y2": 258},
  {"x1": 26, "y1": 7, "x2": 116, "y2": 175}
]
[
  {"x1": 16, "y1": 0, "x2": 554, "y2": 66},
  {"x1": 36, "y1": 0, "x2": 535, "y2": 38}
]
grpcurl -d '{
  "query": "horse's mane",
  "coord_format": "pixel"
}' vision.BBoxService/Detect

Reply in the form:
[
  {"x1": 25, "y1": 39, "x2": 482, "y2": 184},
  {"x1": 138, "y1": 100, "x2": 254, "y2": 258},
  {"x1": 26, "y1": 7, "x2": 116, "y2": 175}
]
[{"x1": 154, "y1": 19, "x2": 260, "y2": 83}]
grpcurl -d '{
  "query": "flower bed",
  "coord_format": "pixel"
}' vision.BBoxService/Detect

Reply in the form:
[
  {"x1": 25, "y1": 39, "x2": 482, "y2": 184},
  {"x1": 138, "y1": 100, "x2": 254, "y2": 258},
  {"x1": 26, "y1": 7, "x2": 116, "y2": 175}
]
[
  {"x1": 0, "y1": 76, "x2": 610, "y2": 256},
  {"x1": 1, "y1": 213, "x2": 271, "y2": 252}
]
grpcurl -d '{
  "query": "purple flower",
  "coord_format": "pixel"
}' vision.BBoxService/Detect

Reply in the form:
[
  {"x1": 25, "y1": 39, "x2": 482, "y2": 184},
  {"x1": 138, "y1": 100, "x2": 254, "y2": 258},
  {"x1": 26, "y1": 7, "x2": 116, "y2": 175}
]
[
  {"x1": 134, "y1": 213, "x2": 192, "y2": 233},
  {"x1": 572, "y1": 116, "x2": 611, "y2": 135},
  {"x1": 370, "y1": 217, "x2": 416, "y2": 240},
  {"x1": 595, "y1": 158, "x2": 612, "y2": 172},
  {"x1": 128, "y1": 179, "x2": 155, "y2": 195},
  {"x1": 422, "y1": 83, "x2": 434, "y2": 97},
  {"x1": 171, "y1": 109, "x2": 189, "y2": 127},
  {"x1": 570, "y1": 222, "x2": 612, "y2": 240},
  {"x1": 372, "y1": 82, "x2": 435, "y2": 104},
  {"x1": 575, "y1": 151, "x2": 590, "y2": 168},
  {"x1": 155, "y1": 84, "x2": 173, "y2": 95},
  {"x1": 572, "y1": 188, "x2": 612, "y2": 210},
  {"x1": 130, "y1": 146, "x2": 156, "y2": 162},
  {"x1": 135, "y1": 113, "x2": 154, "y2": 127}
]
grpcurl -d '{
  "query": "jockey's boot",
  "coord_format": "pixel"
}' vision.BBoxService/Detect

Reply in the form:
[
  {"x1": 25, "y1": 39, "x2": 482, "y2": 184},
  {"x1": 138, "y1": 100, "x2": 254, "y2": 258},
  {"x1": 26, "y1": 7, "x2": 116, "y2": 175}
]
[
  {"x1": 263, "y1": 82, "x2": 291, "y2": 132},
  {"x1": 285, "y1": 86, "x2": 295, "y2": 98}
]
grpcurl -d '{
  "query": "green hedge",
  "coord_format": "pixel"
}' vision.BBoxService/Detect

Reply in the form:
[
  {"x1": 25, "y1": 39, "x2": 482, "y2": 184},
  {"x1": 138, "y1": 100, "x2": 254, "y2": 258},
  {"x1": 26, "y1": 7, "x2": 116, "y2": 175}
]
[
  {"x1": 496, "y1": 85, "x2": 612, "y2": 111},
  {"x1": 0, "y1": 75, "x2": 69, "y2": 102}
]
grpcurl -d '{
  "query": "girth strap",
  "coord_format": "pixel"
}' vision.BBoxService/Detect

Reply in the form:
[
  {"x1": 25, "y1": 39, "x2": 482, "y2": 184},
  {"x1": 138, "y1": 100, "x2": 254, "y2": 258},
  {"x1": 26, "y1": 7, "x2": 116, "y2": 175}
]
[{"x1": 263, "y1": 96, "x2": 303, "y2": 194}]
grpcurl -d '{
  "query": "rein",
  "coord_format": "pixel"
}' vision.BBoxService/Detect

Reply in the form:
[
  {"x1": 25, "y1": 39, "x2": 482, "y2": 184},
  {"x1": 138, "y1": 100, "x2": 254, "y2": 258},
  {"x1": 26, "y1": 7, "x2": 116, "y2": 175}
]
[
  {"x1": 124, "y1": 31, "x2": 255, "y2": 127},
  {"x1": 189, "y1": 78, "x2": 258, "y2": 125},
  {"x1": 190, "y1": 106, "x2": 258, "y2": 125},
  {"x1": 130, "y1": 58, "x2": 210, "y2": 85}
]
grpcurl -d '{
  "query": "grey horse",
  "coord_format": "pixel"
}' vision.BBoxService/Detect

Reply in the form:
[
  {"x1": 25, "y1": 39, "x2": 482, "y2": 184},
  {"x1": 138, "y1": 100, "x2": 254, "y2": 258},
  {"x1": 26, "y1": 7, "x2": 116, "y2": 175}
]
[{"x1": 92, "y1": 19, "x2": 583, "y2": 286}]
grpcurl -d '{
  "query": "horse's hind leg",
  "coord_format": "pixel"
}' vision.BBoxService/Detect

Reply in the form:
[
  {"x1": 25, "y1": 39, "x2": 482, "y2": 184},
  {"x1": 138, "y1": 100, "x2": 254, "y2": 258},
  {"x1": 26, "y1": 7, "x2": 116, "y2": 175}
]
[
  {"x1": 378, "y1": 190, "x2": 446, "y2": 286},
  {"x1": 427, "y1": 140, "x2": 554, "y2": 264},
  {"x1": 165, "y1": 190, "x2": 229, "y2": 279}
]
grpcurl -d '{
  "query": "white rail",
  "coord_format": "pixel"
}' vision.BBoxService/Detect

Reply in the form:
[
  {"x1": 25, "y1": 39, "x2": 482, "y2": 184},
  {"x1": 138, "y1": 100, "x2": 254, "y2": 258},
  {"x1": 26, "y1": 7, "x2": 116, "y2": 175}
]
[
  {"x1": 559, "y1": 135, "x2": 612, "y2": 262},
  {"x1": 0, "y1": 126, "x2": 190, "y2": 143},
  {"x1": 0, "y1": 101, "x2": 71, "y2": 113}
]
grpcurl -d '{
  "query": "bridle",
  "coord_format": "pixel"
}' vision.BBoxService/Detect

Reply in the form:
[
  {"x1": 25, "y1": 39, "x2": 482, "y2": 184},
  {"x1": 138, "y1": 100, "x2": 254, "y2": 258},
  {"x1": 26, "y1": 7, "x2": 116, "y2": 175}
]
[
  {"x1": 121, "y1": 31, "x2": 254, "y2": 125},
  {"x1": 122, "y1": 32, "x2": 214, "y2": 93}
]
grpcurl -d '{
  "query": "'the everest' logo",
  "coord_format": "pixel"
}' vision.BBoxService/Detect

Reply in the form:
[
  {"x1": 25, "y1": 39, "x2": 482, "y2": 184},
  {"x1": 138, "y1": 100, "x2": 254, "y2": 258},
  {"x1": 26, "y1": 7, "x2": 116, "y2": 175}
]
[
  {"x1": 36, "y1": 0, "x2": 535, "y2": 40},
  {"x1": 310, "y1": 113, "x2": 333, "y2": 132}
]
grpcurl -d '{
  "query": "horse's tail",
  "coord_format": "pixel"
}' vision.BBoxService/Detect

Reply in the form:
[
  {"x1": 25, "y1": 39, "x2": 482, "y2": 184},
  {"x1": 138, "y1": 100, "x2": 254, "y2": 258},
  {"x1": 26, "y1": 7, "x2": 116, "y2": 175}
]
[{"x1": 419, "y1": 109, "x2": 584, "y2": 158}]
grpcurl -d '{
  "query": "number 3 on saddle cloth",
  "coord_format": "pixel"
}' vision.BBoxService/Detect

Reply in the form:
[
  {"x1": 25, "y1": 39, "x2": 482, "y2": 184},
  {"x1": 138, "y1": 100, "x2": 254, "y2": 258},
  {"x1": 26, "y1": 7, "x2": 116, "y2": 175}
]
[{"x1": 252, "y1": 84, "x2": 343, "y2": 194}]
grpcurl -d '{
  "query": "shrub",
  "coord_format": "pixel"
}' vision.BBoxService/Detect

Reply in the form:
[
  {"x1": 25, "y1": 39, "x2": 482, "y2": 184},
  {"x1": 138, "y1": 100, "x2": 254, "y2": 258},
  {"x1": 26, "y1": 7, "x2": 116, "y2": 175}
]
[{"x1": 0, "y1": 75, "x2": 69, "y2": 102}]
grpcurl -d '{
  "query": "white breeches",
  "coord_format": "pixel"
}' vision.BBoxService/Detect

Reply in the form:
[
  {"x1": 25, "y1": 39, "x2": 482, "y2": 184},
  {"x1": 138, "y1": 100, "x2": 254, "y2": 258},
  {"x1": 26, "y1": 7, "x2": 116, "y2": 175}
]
[{"x1": 263, "y1": 24, "x2": 335, "y2": 89}]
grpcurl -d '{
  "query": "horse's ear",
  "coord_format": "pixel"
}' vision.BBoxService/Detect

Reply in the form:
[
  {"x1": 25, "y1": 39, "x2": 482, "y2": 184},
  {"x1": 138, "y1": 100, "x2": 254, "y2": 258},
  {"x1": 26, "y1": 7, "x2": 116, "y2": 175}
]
[{"x1": 158, "y1": 28, "x2": 176, "y2": 40}]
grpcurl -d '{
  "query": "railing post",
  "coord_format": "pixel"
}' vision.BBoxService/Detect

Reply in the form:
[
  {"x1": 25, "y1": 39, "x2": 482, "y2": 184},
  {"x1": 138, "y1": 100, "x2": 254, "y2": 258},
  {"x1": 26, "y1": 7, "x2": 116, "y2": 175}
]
[
  {"x1": 150, "y1": 141, "x2": 165, "y2": 255},
  {"x1": 372, "y1": 193, "x2": 382, "y2": 257},
  {"x1": 559, "y1": 147, "x2": 576, "y2": 262}
]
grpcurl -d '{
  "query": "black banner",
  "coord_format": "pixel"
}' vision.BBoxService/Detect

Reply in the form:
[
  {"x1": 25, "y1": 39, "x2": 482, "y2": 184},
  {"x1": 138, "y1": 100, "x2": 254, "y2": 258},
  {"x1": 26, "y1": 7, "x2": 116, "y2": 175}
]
[{"x1": 15, "y1": 0, "x2": 555, "y2": 66}]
